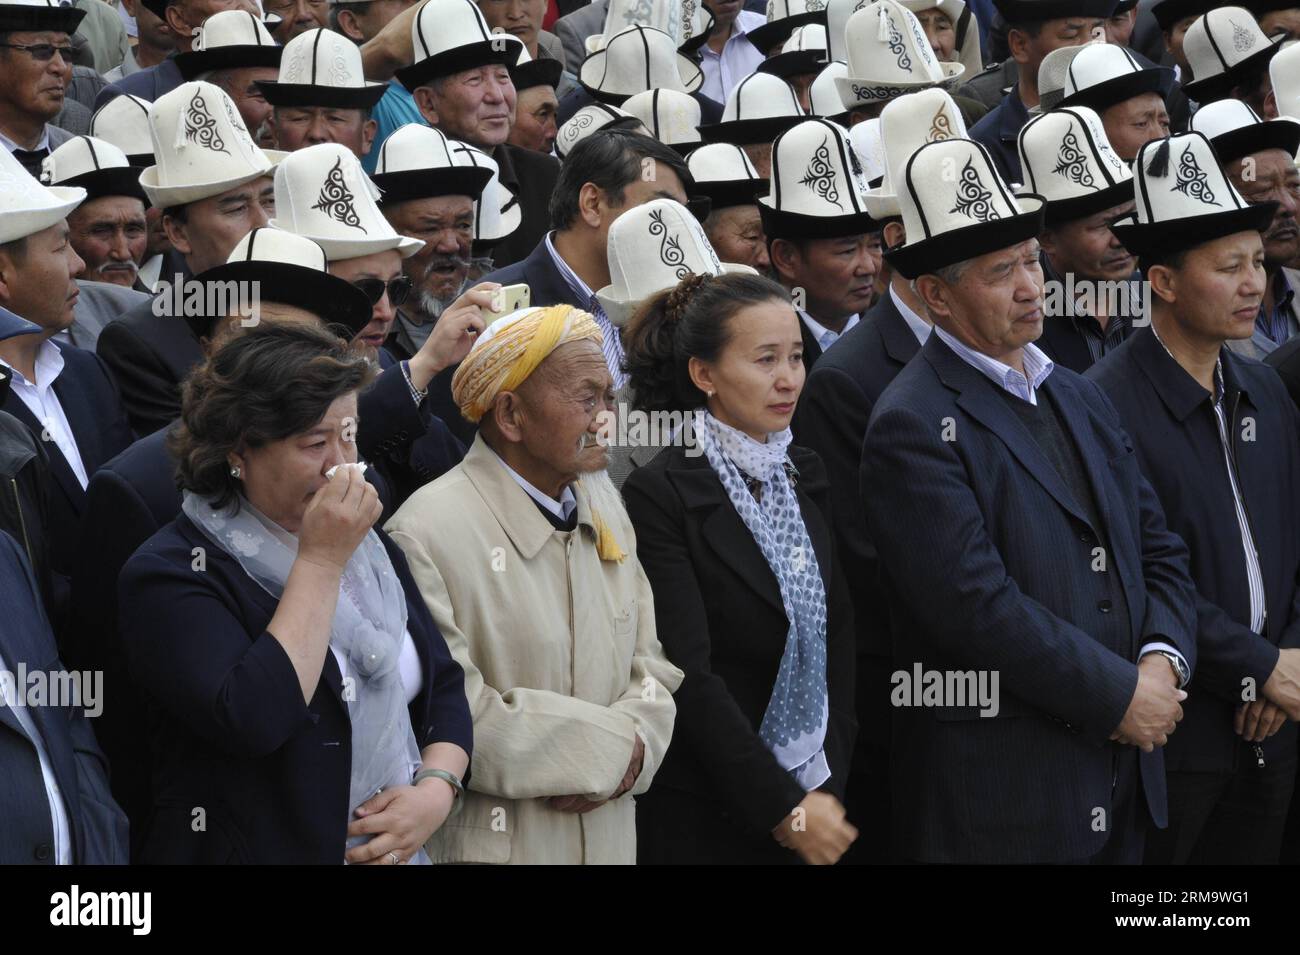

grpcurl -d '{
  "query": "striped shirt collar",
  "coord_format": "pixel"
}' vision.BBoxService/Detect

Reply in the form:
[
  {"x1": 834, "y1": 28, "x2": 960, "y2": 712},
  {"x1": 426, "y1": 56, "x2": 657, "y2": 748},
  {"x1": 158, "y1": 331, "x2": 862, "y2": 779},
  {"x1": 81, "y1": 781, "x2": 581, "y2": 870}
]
[
  {"x1": 933, "y1": 324, "x2": 1054, "y2": 405},
  {"x1": 543, "y1": 231, "x2": 627, "y2": 389}
]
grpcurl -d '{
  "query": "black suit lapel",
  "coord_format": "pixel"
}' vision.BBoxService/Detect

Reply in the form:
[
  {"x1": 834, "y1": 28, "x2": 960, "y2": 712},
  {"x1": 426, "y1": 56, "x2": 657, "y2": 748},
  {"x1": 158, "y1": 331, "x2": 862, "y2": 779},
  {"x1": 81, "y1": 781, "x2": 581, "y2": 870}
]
[
  {"x1": 524, "y1": 240, "x2": 589, "y2": 312},
  {"x1": 799, "y1": 316, "x2": 823, "y2": 372},
  {"x1": 873, "y1": 292, "x2": 923, "y2": 368}
]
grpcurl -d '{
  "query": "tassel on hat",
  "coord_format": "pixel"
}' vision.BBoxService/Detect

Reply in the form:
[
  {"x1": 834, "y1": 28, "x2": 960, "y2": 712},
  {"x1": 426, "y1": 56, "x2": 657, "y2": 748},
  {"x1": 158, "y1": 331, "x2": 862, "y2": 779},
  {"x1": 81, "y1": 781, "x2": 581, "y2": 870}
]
[{"x1": 1146, "y1": 138, "x2": 1171, "y2": 179}]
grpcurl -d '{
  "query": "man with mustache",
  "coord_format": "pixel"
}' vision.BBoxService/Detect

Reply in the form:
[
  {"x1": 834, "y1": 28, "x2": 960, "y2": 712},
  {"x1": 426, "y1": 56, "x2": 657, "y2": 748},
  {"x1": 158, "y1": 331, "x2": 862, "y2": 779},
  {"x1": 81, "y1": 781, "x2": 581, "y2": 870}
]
[
  {"x1": 1191, "y1": 101, "x2": 1300, "y2": 360},
  {"x1": 0, "y1": 0, "x2": 87, "y2": 177}
]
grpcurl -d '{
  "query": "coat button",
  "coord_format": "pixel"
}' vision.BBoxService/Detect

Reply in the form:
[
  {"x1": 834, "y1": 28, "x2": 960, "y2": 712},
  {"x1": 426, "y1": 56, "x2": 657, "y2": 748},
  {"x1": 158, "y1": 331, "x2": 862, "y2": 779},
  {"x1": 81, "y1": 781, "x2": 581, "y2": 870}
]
[
  {"x1": 1097, "y1": 599, "x2": 1112, "y2": 613},
  {"x1": 34, "y1": 843, "x2": 51, "y2": 861}
]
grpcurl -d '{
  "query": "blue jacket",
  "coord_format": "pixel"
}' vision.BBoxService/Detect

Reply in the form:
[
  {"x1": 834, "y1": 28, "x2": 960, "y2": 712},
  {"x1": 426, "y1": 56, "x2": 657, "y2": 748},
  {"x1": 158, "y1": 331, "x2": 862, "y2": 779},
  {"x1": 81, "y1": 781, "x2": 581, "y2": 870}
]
[{"x1": 861, "y1": 332, "x2": 1198, "y2": 863}]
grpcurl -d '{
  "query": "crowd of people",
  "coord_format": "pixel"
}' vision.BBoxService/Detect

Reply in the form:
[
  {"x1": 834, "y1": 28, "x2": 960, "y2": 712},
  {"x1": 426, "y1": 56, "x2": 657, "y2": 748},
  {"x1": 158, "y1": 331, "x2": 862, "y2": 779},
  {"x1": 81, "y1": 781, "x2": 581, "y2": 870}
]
[{"x1": 0, "y1": 0, "x2": 1299, "y2": 866}]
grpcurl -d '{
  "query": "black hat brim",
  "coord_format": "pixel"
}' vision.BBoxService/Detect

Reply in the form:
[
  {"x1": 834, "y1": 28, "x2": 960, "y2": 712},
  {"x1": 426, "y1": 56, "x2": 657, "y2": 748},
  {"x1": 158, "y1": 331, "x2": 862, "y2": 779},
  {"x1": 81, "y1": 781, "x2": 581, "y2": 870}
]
[
  {"x1": 509, "y1": 57, "x2": 563, "y2": 90},
  {"x1": 1151, "y1": 0, "x2": 1215, "y2": 30},
  {"x1": 695, "y1": 178, "x2": 770, "y2": 209},
  {"x1": 757, "y1": 49, "x2": 828, "y2": 80},
  {"x1": 125, "y1": 152, "x2": 155, "y2": 167},
  {"x1": 1183, "y1": 37, "x2": 1283, "y2": 104},
  {"x1": 994, "y1": 0, "x2": 1118, "y2": 21},
  {"x1": 58, "y1": 167, "x2": 149, "y2": 205},
  {"x1": 1208, "y1": 119, "x2": 1300, "y2": 166},
  {"x1": 746, "y1": 11, "x2": 825, "y2": 56},
  {"x1": 256, "y1": 80, "x2": 387, "y2": 110},
  {"x1": 0, "y1": 6, "x2": 86, "y2": 33},
  {"x1": 1056, "y1": 67, "x2": 1175, "y2": 113},
  {"x1": 678, "y1": 11, "x2": 716, "y2": 55},
  {"x1": 759, "y1": 204, "x2": 881, "y2": 240},
  {"x1": 190, "y1": 261, "x2": 374, "y2": 341},
  {"x1": 176, "y1": 45, "x2": 283, "y2": 81},
  {"x1": 1111, "y1": 201, "x2": 1279, "y2": 257},
  {"x1": 1040, "y1": 179, "x2": 1134, "y2": 227},
  {"x1": 395, "y1": 40, "x2": 521, "y2": 92},
  {"x1": 699, "y1": 114, "x2": 804, "y2": 145},
  {"x1": 372, "y1": 165, "x2": 493, "y2": 204},
  {"x1": 884, "y1": 199, "x2": 1047, "y2": 279}
]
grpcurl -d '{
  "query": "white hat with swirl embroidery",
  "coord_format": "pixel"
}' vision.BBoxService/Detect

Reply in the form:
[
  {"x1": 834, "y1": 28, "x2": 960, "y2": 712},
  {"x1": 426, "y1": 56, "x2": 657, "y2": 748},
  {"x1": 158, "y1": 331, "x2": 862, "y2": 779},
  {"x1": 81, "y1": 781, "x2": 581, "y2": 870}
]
[
  {"x1": 759, "y1": 117, "x2": 879, "y2": 239},
  {"x1": 270, "y1": 142, "x2": 423, "y2": 259},
  {"x1": 883, "y1": 137, "x2": 1044, "y2": 279},
  {"x1": 1016, "y1": 105, "x2": 1134, "y2": 227},
  {"x1": 863, "y1": 86, "x2": 968, "y2": 219},
  {"x1": 835, "y1": 0, "x2": 964, "y2": 111},
  {"x1": 595, "y1": 197, "x2": 756, "y2": 326}
]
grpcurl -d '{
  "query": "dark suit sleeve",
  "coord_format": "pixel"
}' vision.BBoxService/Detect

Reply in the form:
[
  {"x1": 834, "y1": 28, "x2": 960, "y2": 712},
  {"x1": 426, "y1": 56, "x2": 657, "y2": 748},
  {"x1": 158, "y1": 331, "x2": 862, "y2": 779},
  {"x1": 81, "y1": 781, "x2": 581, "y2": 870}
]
[
  {"x1": 623, "y1": 467, "x2": 808, "y2": 834},
  {"x1": 357, "y1": 364, "x2": 427, "y2": 465},
  {"x1": 89, "y1": 351, "x2": 137, "y2": 455},
  {"x1": 96, "y1": 321, "x2": 181, "y2": 437},
  {"x1": 821, "y1": 521, "x2": 858, "y2": 800},
  {"x1": 861, "y1": 404, "x2": 1139, "y2": 743},
  {"x1": 117, "y1": 549, "x2": 312, "y2": 759}
]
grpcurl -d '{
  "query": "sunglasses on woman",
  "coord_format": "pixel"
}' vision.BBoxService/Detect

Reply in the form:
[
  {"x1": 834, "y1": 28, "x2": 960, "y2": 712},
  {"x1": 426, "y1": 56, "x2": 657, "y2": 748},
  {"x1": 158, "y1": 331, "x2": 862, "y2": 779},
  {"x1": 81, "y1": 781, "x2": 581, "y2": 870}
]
[{"x1": 352, "y1": 276, "x2": 413, "y2": 307}]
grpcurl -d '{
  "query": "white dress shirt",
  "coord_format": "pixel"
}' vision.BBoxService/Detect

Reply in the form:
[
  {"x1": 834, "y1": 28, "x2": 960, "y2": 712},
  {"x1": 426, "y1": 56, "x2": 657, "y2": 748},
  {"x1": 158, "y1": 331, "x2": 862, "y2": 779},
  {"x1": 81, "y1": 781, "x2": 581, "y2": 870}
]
[
  {"x1": 0, "y1": 649, "x2": 73, "y2": 864},
  {"x1": 890, "y1": 285, "x2": 932, "y2": 345},
  {"x1": 800, "y1": 310, "x2": 861, "y2": 352},
  {"x1": 0, "y1": 340, "x2": 89, "y2": 489},
  {"x1": 0, "y1": 126, "x2": 51, "y2": 155},
  {"x1": 698, "y1": 11, "x2": 767, "y2": 105}
]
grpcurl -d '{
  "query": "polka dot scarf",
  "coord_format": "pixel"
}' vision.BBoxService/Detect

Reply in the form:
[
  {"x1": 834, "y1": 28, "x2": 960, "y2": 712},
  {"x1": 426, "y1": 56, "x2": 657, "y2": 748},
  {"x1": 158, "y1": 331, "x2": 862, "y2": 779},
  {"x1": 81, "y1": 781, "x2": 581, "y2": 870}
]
[{"x1": 696, "y1": 410, "x2": 831, "y2": 792}]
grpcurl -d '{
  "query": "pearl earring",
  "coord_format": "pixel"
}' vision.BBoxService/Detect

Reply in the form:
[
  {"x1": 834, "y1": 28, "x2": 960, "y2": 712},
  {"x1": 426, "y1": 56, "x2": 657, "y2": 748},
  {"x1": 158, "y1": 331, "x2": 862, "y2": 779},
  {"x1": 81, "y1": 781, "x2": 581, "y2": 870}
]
[{"x1": 230, "y1": 466, "x2": 241, "y2": 478}]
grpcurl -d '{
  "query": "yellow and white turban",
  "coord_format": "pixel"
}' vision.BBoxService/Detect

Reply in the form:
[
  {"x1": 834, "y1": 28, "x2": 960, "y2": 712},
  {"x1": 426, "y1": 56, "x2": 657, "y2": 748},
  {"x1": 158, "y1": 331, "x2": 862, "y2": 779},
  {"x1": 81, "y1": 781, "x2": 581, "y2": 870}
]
[
  {"x1": 452, "y1": 304, "x2": 625, "y2": 562},
  {"x1": 452, "y1": 304, "x2": 604, "y2": 424}
]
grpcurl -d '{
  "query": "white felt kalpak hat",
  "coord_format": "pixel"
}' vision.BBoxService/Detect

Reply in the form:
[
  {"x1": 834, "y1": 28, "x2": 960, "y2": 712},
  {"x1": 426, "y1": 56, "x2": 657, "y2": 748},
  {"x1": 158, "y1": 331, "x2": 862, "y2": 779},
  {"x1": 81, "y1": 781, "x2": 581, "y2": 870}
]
[
  {"x1": 89, "y1": 93, "x2": 155, "y2": 166},
  {"x1": 175, "y1": 10, "x2": 281, "y2": 81},
  {"x1": 395, "y1": 0, "x2": 524, "y2": 91},
  {"x1": 1017, "y1": 106, "x2": 1134, "y2": 226},
  {"x1": 1028, "y1": 42, "x2": 1094, "y2": 115},
  {"x1": 824, "y1": 0, "x2": 869, "y2": 63},
  {"x1": 757, "y1": 24, "x2": 829, "y2": 79},
  {"x1": 271, "y1": 143, "x2": 423, "y2": 259},
  {"x1": 863, "y1": 87, "x2": 967, "y2": 218},
  {"x1": 140, "y1": 81, "x2": 284, "y2": 208},
  {"x1": 1109, "y1": 132, "x2": 1276, "y2": 257},
  {"x1": 370, "y1": 123, "x2": 494, "y2": 204},
  {"x1": 759, "y1": 117, "x2": 878, "y2": 238},
  {"x1": 256, "y1": 27, "x2": 385, "y2": 109},
  {"x1": 699, "y1": 71, "x2": 806, "y2": 145},
  {"x1": 584, "y1": 0, "x2": 713, "y2": 55},
  {"x1": 623, "y1": 88, "x2": 703, "y2": 154},
  {"x1": 1057, "y1": 43, "x2": 1174, "y2": 114},
  {"x1": 687, "y1": 142, "x2": 770, "y2": 209},
  {"x1": 809, "y1": 60, "x2": 850, "y2": 120},
  {"x1": 898, "y1": 0, "x2": 982, "y2": 76},
  {"x1": 1182, "y1": 7, "x2": 1284, "y2": 104},
  {"x1": 883, "y1": 137, "x2": 1045, "y2": 278},
  {"x1": 555, "y1": 103, "x2": 645, "y2": 159},
  {"x1": 40, "y1": 136, "x2": 147, "y2": 204},
  {"x1": 848, "y1": 116, "x2": 886, "y2": 187},
  {"x1": 836, "y1": 0, "x2": 964, "y2": 110},
  {"x1": 596, "y1": 197, "x2": 756, "y2": 326},
  {"x1": 579, "y1": 24, "x2": 704, "y2": 105},
  {"x1": 449, "y1": 141, "x2": 521, "y2": 243},
  {"x1": 1190, "y1": 99, "x2": 1300, "y2": 166},
  {"x1": 748, "y1": 0, "x2": 829, "y2": 55},
  {"x1": 0, "y1": 145, "x2": 84, "y2": 244},
  {"x1": 1271, "y1": 41, "x2": 1300, "y2": 125}
]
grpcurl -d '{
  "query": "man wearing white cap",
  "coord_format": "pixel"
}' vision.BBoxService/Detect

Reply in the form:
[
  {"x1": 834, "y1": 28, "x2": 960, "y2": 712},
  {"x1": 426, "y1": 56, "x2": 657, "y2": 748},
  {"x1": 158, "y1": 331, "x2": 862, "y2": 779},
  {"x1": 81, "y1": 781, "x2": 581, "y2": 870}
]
[
  {"x1": 687, "y1": 142, "x2": 771, "y2": 272},
  {"x1": 1018, "y1": 105, "x2": 1143, "y2": 372},
  {"x1": 174, "y1": 10, "x2": 282, "y2": 147},
  {"x1": 1055, "y1": 43, "x2": 1173, "y2": 163},
  {"x1": 95, "y1": 80, "x2": 278, "y2": 436},
  {"x1": 1091, "y1": 131, "x2": 1300, "y2": 865},
  {"x1": 863, "y1": 135, "x2": 1197, "y2": 863},
  {"x1": 506, "y1": 48, "x2": 563, "y2": 154},
  {"x1": 0, "y1": 144, "x2": 134, "y2": 631},
  {"x1": 1192, "y1": 101, "x2": 1300, "y2": 359},
  {"x1": 0, "y1": 0, "x2": 89, "y2": 176},
  {"x1": 386, "y1": 302, "x2": 684, "y2": 865}
]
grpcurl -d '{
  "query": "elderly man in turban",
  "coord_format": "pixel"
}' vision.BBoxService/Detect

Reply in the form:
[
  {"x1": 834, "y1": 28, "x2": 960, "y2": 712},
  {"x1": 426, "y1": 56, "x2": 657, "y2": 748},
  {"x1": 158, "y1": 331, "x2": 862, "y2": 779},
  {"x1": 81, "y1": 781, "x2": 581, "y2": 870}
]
[{"x1": 385, "y1": 304, "x2": 683, "y2": 865}]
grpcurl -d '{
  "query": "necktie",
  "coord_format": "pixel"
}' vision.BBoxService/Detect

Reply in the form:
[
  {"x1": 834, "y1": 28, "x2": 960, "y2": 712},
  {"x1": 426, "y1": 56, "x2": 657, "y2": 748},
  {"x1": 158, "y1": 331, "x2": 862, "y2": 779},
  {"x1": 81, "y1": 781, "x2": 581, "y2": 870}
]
[{"x1": 10, "y1": 147, "x2": 48, "y2": 178}]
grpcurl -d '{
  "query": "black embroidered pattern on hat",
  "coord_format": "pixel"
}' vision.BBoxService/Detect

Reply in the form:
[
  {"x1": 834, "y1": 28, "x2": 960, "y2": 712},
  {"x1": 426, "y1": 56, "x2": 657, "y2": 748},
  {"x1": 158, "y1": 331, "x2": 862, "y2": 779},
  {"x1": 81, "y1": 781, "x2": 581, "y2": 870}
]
[
  {"x1": 850, "y1": 83, "x2": 900, "y2": 101},
  {"x1": 185, "y1": 90, "x2": 228, "y2": 155},
  {"x1": 806, "y1": 0, "x2": 826, "y2": 9},
  {"x1": 1171, "y1": 145, "x2": 1217, "y2": 206},
  {"x1": 682, "y1": 0, "x2": 699, "y2": 38},
  {"x1": 883, "y1": 11, "x2": 913, "y2": 73},
  {"x1": 929, "y1": 106, "x2": 954, "y2": 142},
  {"x1": 948, "y1": 157, "x2": 995, "y2": 222},
  {"x1": 648, "y1": 208, "x2": 690, "y2": 278},
  {"x1": 799, "y1": 136, "x2": 842, "y2": 209},
  {"x1": 1231, "y1": 19, "x2": 1253, "y2": 53},
  {"x1": 312, "y1": 156, "x2": 366, "y2": 231},
  {"x1": 1052, "y1": 131, "x2": 1095, "y2": 188}
]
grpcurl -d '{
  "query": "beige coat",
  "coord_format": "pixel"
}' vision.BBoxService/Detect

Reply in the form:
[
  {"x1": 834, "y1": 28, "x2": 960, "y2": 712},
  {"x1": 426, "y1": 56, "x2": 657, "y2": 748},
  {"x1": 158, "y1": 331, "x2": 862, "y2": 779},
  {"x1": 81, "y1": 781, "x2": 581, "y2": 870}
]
[{"x1": 386, "y1": 437, "x2": 683, "y2": 864}]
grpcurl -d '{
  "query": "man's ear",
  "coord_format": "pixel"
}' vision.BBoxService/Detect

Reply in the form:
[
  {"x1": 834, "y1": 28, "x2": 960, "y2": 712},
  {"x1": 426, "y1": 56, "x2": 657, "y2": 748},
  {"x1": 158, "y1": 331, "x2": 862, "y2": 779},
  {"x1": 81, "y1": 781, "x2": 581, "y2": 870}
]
[
  {"x1": 163, "y1": 213, "x2": 192, "y2": 257},
  {"x1": 914, "y1": 273, "x2": 953, "y2": 319},
  {"x1": 336, "y1": 8, "x2": 365, "y2": 43},
  {"x1": 164, "y1": 1, "x2": 191, "y2": 40},
  {"x1": 768, "y1": 237, "x2": 800, "y2": 284},
  {"x1": 491, "y1": 391, "x2": 527, "y2": 444},
  {"x1": 1146, "y1": 263, "x2": 1177, "y2": 306},
  {"x1": 1006, "y1": 26, "x2": 1035, "y2": 65},
  {"x1": 577, "y1": 181, "x2": 604, "y2": 229},
  {"x1": 882, "y1": 220, "x2": 906, "y2": 250},
  {"x1": 412, "y1": 86, "x2": 440, "y2": 128},
  {"x1": 1037, "y1": 227, "x2": 1058, "y2": 259},
  {"x1": 360, "y1": 117, "x2": 378, "y2": 156},
  {"x1": 0, "y1": 249, "x2": 16, "y2": 306}
]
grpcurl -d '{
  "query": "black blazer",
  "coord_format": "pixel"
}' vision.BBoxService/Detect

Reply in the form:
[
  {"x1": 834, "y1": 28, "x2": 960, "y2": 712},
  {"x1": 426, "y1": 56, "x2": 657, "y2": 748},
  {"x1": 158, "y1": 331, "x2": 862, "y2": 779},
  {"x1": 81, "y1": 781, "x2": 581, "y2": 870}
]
[
  {"x1": 861, "y1": 333, "x2": 1198, "y2": 863},
  {"x1": 1265, "y1": 332, "x2": 1300, "y2": 408},
  {"x1": 1, "y1": 340, "x2": 133, "y2": 626},
  {"x1": 623, "y1": 443, "x2": 857, "y2": 858},
  {"x1": 96, "y1": 297, "x2": 204, "y2": 437},
  {"x1": 798, "y1": 313, "x2": 823, "y2": 374},
  {"x1": 1090, "y1": 328, "x2": 1300, "y2": 773},
  {"x1": 0, "y1": 531, "x2": 128, "y2": 865},
  {"x1": 117, "y1": 513, "x2": 473, "y2": 864},
  {"x1": 485, "y1": 143, "x2": 561, "y2": 271}
]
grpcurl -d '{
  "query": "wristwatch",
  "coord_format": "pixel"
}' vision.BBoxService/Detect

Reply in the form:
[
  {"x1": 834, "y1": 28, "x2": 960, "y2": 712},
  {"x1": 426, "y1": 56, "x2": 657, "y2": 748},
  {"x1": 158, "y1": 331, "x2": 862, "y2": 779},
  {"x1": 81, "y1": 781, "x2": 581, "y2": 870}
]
[{"x1": 1152, "y1": 650, "x2": 1190, "y2": 688}]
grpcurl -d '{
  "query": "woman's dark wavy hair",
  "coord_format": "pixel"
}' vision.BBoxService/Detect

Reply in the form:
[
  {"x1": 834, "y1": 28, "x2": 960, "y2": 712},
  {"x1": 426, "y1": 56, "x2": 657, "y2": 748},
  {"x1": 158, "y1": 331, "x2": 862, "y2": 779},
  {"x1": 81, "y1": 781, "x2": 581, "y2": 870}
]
[
  {"x1": 621, "y1": 271, "x2": 791, "y2": 415},
  {"x1": 169, "y1": 321, "x2": 376, "y2": 511}
]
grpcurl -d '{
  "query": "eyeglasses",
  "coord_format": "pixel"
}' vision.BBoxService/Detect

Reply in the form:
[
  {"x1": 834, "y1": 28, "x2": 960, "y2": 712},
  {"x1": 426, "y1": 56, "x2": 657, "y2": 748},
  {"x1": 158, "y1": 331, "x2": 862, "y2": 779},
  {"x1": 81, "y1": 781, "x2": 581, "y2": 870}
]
[
  {"x1": 0, "y1": 42, "x2": 75, "y2": 63},
  {"x1": 353, "y1": 276, "x2": 413, "y2": 307}
]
